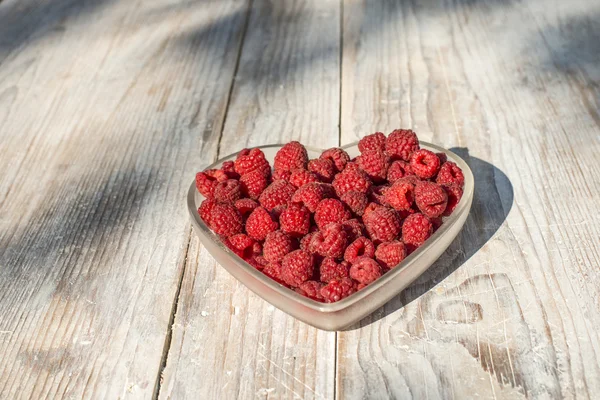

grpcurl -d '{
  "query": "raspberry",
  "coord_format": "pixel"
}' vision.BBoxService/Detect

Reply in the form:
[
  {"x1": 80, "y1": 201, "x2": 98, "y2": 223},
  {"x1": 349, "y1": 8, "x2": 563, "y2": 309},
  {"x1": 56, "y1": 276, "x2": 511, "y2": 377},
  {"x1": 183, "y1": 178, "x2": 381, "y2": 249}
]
[
  {"x1": 209, "y1": 202, "x2": 243, "y2": 237},
  {"x1": 387, "y1": 160, "x2": 414, "y2": 183},
  {"x1": 410, "y1": 149, "x2": 441, "y2": 179},
  {"x1": 300, "y1": 231, "x2": 319, "y2": 253},
  {"x1": 342, "y1": 219, "x2": 365, "y2": 242},
  {"x1": 319, "y1": 257, "x2": 350, "y2": 282},
  {"x1": 279, "y1": 203, "x2": 310, "y2": 237},
  {"x1": 402, "y1": 213, "x2": 433, "y2": 247},
  {"x1": 234, "y1": 198, "x2": 259, "y2": 218},
  {"x1": 349, "y1": 257, "x2": 383, "y2": 285},
  {"x1": 363, "y1": 202, "x2": 385, "y2": 219},
  {"x1": 289, "y1": 169, "x2": 320, "y2": 188},
  {"x1": 291, "y1": 182, "x2": 334, "y2": 212},
  {"x1": 332, "y1": 166, "x2": 372, "y2": 197},
  {"x1": 198, "y1": 199, "x2": 217, "y2": 226},
  {"x1": 357, "y1": 150, "x2": 389, "y2": 182},
  {"x1": 263, "y1": 262, "x2": 285, "y2": 285},
  {"x1": 358, "y1": 132, "x2": 386, "y2": 153},
  {"x1": 274, "y1": 141, "x2": 308, "y2": 172},
  {"x1": 314, "y1": 199, "x2": 351, "y2": 229},
  {"x1": 196, "y1": 169, "x2": 228, "y2": 198},
  {"x1": 442, "y1": 184, "x2": 463, "y2": 216},
  {"x1": 270, "y1": 204, "x2": 287, "y2": 219},
  {"x1": 363, "y1": 207, "x2": 401, "y2": 243},
  {"x1": 213, "y1": 179, "x2": 242, "y2": 203},
  {"x1": 320, "y1": 148, "x2": 350, "y2": 172},
  {"x1": 259, "y1": 180, "x2": 296, "y2": 211},
  {"x1": 369, "y1": 185, "x2": 390, "y2": 206},
  {"x1": 225, "y1": 233, "x2": 259, "y2": 260},
  {"x1": 240, "y1": 169, "x2": 269, "y2": 200},
  {"x1": 320, "y1": 278, "x2": 357, "y2": 303},
  {"x1": 263, "y1": 231, "x2": 295, "y2": 263},
  {"x1": 273, "y1": 169, "x2": 292, "y2": 181},
  {"x1": 344, "y1": 237, "x2": 375, "y2": 263},
  {"x1": 311, "y1": 222, "x2": 349, "y2": 259},
  {"x1": 281, "y1": 250, "x2": 314, "y2": 287},
  {"x1": 384, "y1": 179, "x2": 415, "y2": 211},
  {"x1": 295, "y1": 281, "x2": 324, "y2": 301},
  {"x1": 375, "y1": 241, "x2": 406, "y2": 269},
  {"x1": 436, "y1": 152, "x2": 448, "y2": 164},
  {"x1": 340, "y1": 191, "x2": 368, "y2": 216},
  {"x1": 245, "y1": 206, "x2": 278, "y2": 240},
  {"x1": 385, "y1": 129, "x2": 420, "y2": 161},
  {"x1": 221, "y1": 161, "x2": 240, "y2": 179},
  {"x1": 436, "y1": 161, "x2": 465, "y2": 187},
  {"x1": 234, "y1": 148, "x2": 270, "y2": 176},
  {"x1": 307, "y1": 158, "x2": 335, "y2": 182},
  {"x1": 414, "y1": 181, "x2": 448, "y2": 218}
]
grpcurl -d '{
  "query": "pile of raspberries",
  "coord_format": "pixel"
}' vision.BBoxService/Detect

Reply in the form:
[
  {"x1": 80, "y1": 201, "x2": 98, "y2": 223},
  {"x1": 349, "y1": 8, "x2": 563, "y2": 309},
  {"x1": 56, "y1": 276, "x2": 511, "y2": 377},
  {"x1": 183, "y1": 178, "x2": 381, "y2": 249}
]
[{"x1": 196, "y1": 129, "x2": 464, "y2": 303}]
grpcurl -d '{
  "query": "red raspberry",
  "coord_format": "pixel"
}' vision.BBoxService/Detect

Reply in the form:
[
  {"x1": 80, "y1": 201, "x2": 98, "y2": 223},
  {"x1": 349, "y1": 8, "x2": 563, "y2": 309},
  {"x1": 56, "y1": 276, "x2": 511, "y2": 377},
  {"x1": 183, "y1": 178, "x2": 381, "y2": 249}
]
[
  {"x1": 263, "y1": 262, "x2": 285, "y2": 285},
  {"x1": 198, "y1": 199, "x2": 217, "y2": 226},
  {"x1": 385, "y1": 129, "x2": 420, "y2": 161},
  {"x1": 235, "y1": 198, "x2": 259, "y2": 218},
  {"x1": 320, "y1": 148, "x2": 350, "y2": 172},
  {"x1": 410, "y1": 149, "x2": 441, "y2": 179},
  {"x1": 402, "y1": 213, "x2": 433, "y2": 247},
  {"x1": 300, "y1": 231, "x2": 319, "y2": 253},
  {"x1": 259, "y1": 180, "x2": 296, "y2": 211},
  {"x1": 225, "y1": 233, "x2": 259, "y2": 260},
  {"x1": 239, "y1": 169, "x2": 269, "y2": 200},
  {"x1": 314, "y1": 199, "x2": 351, "y2": 229},
  {"x1": 263, "y1": 231, "x2": 295, "y2": 263},
  {"x1": 369, "y1": 185, "x2": 390, "y2": 206},
  {"x1": 436, "y1": 161, "x2": 465, "y2": 187},
  {"x1": 363, "y1": 202, "x2": 385, "y2": 219},
  {"x1": 340, "y1": 191, "x2": 368, "y2": 216},
  {"x1": 358, "y1": 132, "x2": 386, "y2": 153},
  {"x1": 307, "y1": 158, "x2": 336, "y2": 183},
  {"x1": 375, "y1": 241, "x2": 407, "y2": 269},
  {"x1": 273, "y1": 169, "x2": 292, "y2": 181},
  {"x1": 245, "y1": 206, "x2": 278, "y2": 240},
  {"x1": 274, "y1": 141, "x2": 308, "y2": 172},
  {"x1": 221, "y1": 161, "x2": 240, "y2": 179},
  {"x1": 384, "y1": 179, "x2": 415, "y2": 211},
  {"x1": 311, "y1": 222, "x2": 349, "y2": 259},
  {"x1": 414, "y1": 181, "x2": 448, "y2": 218},
  {"x1": 234, "y1": 148, "x2": 270, "y2": 176},
  {"x1": 349, "y1": 257, "x2": 382, "y2": 285},
  {"x1": 319, "y1": 257, "x2": 350, "y2": 282},
  {"x1": 357, "y1": 150, "x2": 389, "y2": 182},
  {"x1": 436, "y1": 152, "x2": 448, "y2": 164},
  {"x1": 387, "y1": 160, "x2": 414, "y2": 183},
  {"x1": 320, "y1": 278, "x2": 357, "y2": 303},
  {"x1": 332, "y1": 166, "x2": 372, "y2": 197},
  {"x1": 344, "y1": 237, "x2": 375, "y2": 264},
  {"x1": 291, "y1": 182, "x2": 334, "y2": 212},
  {"x1": 195, "y1": 169, "x2": 228, "y2": 198},
  {"x1": 209, "y1": 202, "x2": 243, "y2": 237},
  {"x1": 442, "y1": 184, "x2": 463, "y2": 216},
  {"x1": 363, "y1": 207, "x2": 401, "y2": 243},
  {"x1": 279, "y1": 203, "x2": 310, "y2": 237},
  {"x1": 281, "y1": 250, "x2": 314, "y2": 287},
  {"x1": 213, "y1": 179, "x2": 242, "y2": 203},
  {"x1": 270, "y1": 204, "x2": 287, "y2": 219},
  {"x1": 342, "y1": 219, "x2": 365, "y2": 242},
  {"x1": 289, "y1": 169, "x2": 320, "y2": 188},
  {"x1": 295, "y1": 281, "x2": 324, "y2": 301}
]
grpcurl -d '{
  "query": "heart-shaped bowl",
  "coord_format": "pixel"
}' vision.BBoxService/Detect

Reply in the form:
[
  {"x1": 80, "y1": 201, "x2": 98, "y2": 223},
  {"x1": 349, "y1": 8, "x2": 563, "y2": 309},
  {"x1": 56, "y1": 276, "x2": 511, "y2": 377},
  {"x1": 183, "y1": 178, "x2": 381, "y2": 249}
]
[{"x1": 187, "y1": 141, "x2": 473, "y2": 331}]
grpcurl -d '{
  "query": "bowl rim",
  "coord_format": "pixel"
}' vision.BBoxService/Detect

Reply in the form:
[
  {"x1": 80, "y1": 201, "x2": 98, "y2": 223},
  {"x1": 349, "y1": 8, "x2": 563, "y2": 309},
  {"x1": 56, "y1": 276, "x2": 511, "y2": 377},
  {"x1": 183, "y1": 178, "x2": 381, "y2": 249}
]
[{"x1": 187, "y1": 141, "x2": 474, "y2": 313}]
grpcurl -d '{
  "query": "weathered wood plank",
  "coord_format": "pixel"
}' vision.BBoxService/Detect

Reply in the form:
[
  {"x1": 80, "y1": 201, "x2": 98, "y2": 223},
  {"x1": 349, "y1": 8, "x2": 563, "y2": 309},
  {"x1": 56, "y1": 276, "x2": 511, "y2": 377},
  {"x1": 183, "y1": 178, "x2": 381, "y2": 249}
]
[
  {"x1": 158, "y1": 1, "x2": 341, "y2": 399},
  {"x1": 338, "y1": 0, "x2": 600, "y2": 398},
  {"x1": 0, "y1": 0, "x2": 249, "y2": 398}
]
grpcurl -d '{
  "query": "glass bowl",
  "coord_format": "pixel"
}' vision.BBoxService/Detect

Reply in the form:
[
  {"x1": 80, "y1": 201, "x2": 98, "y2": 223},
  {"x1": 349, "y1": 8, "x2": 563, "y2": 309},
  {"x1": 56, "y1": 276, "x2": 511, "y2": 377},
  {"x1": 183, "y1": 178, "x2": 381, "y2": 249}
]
[{"x1": 187, "y1": 142, "x2": 473, "y2": 331}]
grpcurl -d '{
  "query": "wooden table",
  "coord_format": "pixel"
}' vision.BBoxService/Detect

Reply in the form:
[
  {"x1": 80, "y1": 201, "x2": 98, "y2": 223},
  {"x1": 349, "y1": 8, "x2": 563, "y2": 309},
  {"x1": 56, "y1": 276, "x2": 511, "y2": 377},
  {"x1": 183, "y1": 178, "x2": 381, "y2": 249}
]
[{"x1": 1, "y1": 0, "x2": 599, "y2": 398}]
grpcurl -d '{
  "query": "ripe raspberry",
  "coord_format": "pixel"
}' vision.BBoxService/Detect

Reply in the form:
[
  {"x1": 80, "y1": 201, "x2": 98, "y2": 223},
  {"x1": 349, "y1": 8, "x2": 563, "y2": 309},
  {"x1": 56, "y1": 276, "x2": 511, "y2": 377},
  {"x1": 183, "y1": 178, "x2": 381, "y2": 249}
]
[
  {"x1": 320, "y1": 278, "x2": 357, "y2": 303},
  {"x1": 274, "y1": 141, "x2": 308, "y2": 172},
  {"x1": 295, "y1": 281, "x2": 324, "y2": 301},
  {"x1": 300, "y1": 231, "x2": 319, "y2": 253},
  {"x1": 245, "y1": 206, "x2": 278, "y2": 240},
  {"x1": 340, "y1": 191, "x2": 368, "y2": 216},
  {"x1": 198, "y1": 199, "x2": 217, "y2": 225},
  {"x1": 234, "y1": 148, "x2": 270, "y2": 176},
  {"x1": 342, "y1": 219, "x2": 365, "y2": 243},
  {"x1": 402, "y1": 213, "x2": 433, "y2": 247},
  {"x1": 291, "y1": 182, "x2": 334, "y2": 212},
  {"x1": 213, "y1": 179, "x2": 242, "y2": 203},
  {"x1": 385, "y1": 129, "x2": 420, "y2": 161},
  {"x1": 410, "y1": 149, "x2": 441, "y2": 179},
  {"x1": 279, "y1": 203, "x2": 310, "y2": 237},
  {"x1": 363, "y1": 207, "x2": 402, "y2": 243},
  {"x1": 375, "y1": 241, "x2": 406, "y2": 269},
  {"x1": 289, "y1": 169, "x2": 320, "y2": 188},
  {"x1": 263, "y1": 231, "x2": 295, "y2": 263},
  {"x1": 363, "y1": 202, "x2": 385, "y2": 219},
  {"x1": 319, "y1": 257, "x2": 350, "y2": 282},
  {"x1": 270, "y1": 204, "x2": 287, "y2": 219},
  {"x1": 320, "y1": 148, "x2": 350, "y2": 172},
  {"x1": 281, "y1": 250, "x2": 314, "y2": 287},
  {"x1": 314, "y1": 199, "x2": 351, "y2": 229},
  {"x1": 225, "y1": 233, "x2": 259, "y2": 260},
  {"x1": 307, "y1": 158, "x2": 335, "y2": 183},
  {"x1": 221, "y1": 161, "x2": 240, "y2": 179},
  {"x1": 263, "y1": 262, "x2": 285, "y2": 285},
  {"x1": 436, "y1": 161, "x2": 465, "y2": 187},
  {"x1": 344, "y1": 237, "x2": 375, "y2": 264},
  {"x1": 259, "y1": 180, "x2": 296, "y2": 211},
  {"x1": 387, "y1": 160, "x2": 414, "y2": 183},
  {"x1": 357, "y1": 150, "x2": 390, "y2": 182},
  {"x1": 311, "y1": 222, "x2": 349, "y2": 259},
  {"x1": 442, "y1": 184, "x2": 463, "y2": 216},
  {"x1": 273, "y1": 169, "x2": 292, "y2": 181},
  {"x1": 436, "y1": 152, "x2": 448, "y2": 164},
  {"x1": 209, "y1": 202, "x2": 243, "y2": 237},
  {"x1": 384, "y1": 179, "x2": 415, "y2": 211},
  {"x1": 239, "y1": 169, "x2": 269, "y2": 200},
  {"x1": 349, "y1": 257, "x2": 383, "y2": 285},
  {"x1": 332, "y1": 166, "x2": 372, "y2": 197},
  {"x1": 414, "y1": 181, "x2": 448, "y2": 218},
  {"x1": 358, "y1": 132, "x2": 386, "y2": 153},
  {"x1": 196, "y1": 169, "x2": 228, "y2": 198},
  {"x1": 235, "y1": 198, "x2": 259, "y2": 218},
  {"x1": 369, "y1": 185, "x2": 390, "y2": 206}
]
